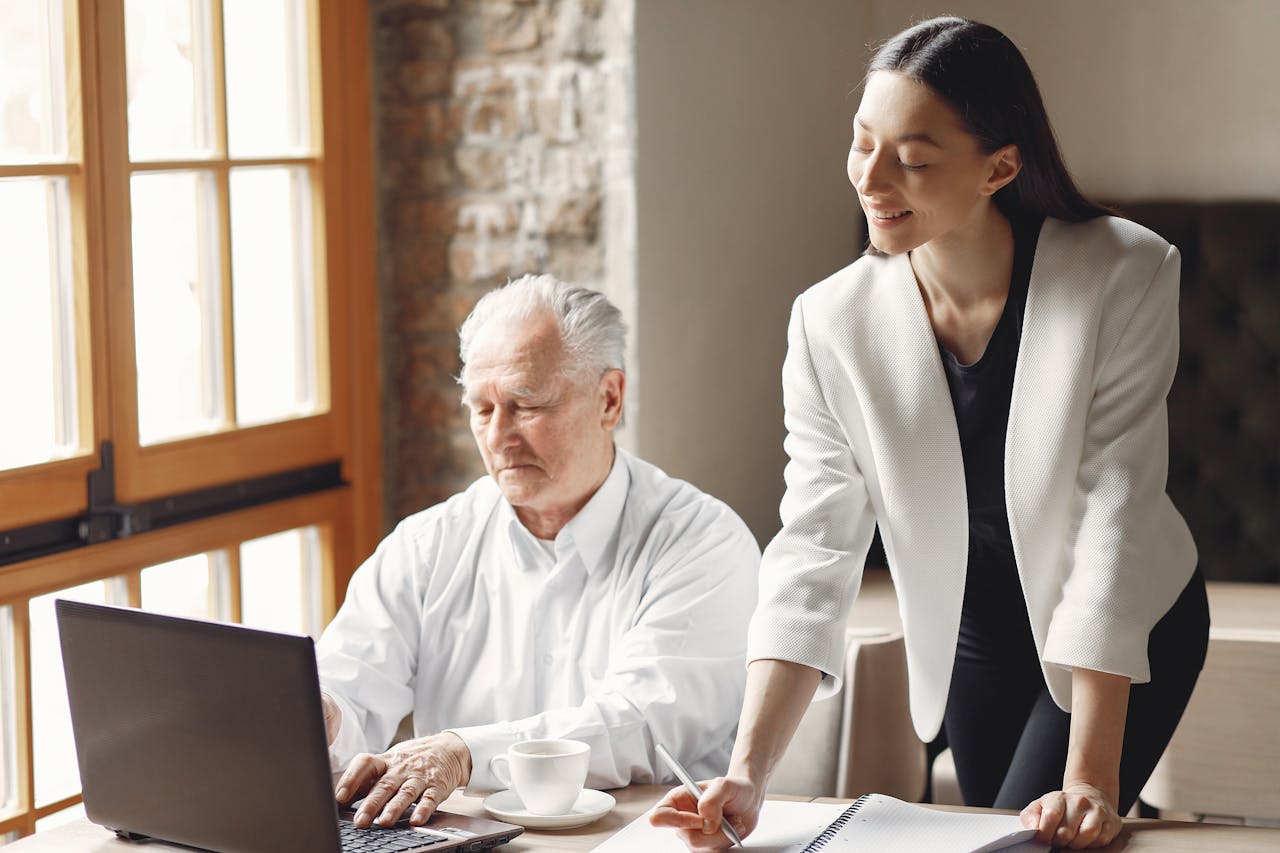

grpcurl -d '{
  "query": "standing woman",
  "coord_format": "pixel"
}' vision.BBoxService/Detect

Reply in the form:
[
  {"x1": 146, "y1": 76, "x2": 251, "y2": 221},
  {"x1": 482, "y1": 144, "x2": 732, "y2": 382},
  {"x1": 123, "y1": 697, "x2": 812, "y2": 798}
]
[{"x1": 653, "y1": 16, "x2": 1207, "y2": 851}]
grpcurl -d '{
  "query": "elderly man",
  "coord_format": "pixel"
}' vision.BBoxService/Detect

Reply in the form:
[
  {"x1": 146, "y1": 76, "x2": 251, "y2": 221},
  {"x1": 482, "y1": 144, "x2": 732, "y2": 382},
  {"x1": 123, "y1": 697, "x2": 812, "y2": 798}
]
[{"x1": 317, "y1": 274, "x2": 759, "y2": 829}]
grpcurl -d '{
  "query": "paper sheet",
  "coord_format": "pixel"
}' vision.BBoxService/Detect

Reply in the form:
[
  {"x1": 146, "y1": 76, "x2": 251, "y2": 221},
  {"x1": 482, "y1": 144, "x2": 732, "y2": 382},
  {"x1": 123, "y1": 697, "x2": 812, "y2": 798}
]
[
  {"x1": 593, "y1": 801, "x2": 849, "y2": 853},
  {"x1": 592, "y1": 797, "x2": 1050, "y2": 853}
]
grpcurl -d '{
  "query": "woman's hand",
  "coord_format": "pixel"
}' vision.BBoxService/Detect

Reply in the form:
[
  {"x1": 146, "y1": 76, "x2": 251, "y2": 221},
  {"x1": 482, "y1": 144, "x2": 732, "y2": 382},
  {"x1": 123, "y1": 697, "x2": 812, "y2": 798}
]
[
  {"x1": 1021, "y1": 782, "x2": 1123, "y2": 849},
  {"x1": 649, "y1": 776, "x2": 764, "y2": 852}
]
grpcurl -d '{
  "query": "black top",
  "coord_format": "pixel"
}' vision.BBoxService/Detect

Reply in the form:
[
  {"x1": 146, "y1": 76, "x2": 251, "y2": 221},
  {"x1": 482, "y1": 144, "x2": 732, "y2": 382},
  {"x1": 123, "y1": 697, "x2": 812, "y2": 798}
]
[{"x1": 937, "y1": 217, "x2": 1043, "y2": 635}]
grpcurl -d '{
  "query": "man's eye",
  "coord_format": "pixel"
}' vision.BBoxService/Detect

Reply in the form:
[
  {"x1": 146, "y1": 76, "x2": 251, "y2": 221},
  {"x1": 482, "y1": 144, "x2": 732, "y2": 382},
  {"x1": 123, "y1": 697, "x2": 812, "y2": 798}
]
[{"x1": 901, "y1": 161, "x2": 928, "y2": 171}]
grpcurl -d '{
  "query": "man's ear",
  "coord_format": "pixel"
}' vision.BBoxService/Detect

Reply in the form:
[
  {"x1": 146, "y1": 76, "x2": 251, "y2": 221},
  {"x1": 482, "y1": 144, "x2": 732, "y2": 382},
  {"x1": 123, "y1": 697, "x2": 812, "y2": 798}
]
[
  {"x1": 599, "y1": 369, "x2": 625, "y2": 430},
  {"x1": 982, "y1": 143, "x2": 1021, "y2": 196}
]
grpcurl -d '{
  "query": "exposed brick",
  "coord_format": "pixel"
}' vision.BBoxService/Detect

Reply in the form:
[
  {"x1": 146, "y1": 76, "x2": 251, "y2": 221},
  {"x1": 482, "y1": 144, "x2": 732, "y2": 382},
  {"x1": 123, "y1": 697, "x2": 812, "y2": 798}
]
[
  {"x1": 402, "y1": 18, "x2": 456, "y2": 59},
  {"x1": 458, "y1": 93, "x2": 520, "y2": 142},
  {"x1": 551, "y1": 0, "x2": 603, "y2": 58},
  {"x1": 454, "y1": 146, "x2": 508, "y2": 190},
  {"x1": 455, "y1": 201, "x2": 520, "y2": 236},
  {"x1": 414, "y1": 154, "x2": 456, "y2": 192},
  {"x1": 398, "y1": 59, "x2": 453, "y2": 100},
  {"x1": 543, "y1": 194, "x2": 600, "y2": 238},
  {"x1": 375, "y1": 0, "x2": 627, "y2": 523},
  {"x1": 391, "y1": 199, "x2": 457, "y2": 239},
  {"x1": 482, "y1": 4, "x2": 541, "y2": 53}
]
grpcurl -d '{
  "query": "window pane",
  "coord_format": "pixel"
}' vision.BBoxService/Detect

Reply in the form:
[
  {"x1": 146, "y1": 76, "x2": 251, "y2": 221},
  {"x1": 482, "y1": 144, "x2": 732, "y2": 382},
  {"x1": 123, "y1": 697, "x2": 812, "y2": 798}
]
[
  {"x1": 30, "y1": 581, "x2": 109, "y2": 807},
  {"x1": 0, "y1": 177, "x2": 78, "y2": 472},
  {"x1": 0, "y1": 0, "x2": 67, "y2": 163},
  {"x1": 124, "y1": 0, "x2": 215, "y2": 160},
  {"x1": 230, "y1": 167, "x2": 318, "y2": 427},
  {"x1": 34, "y1": 801, "x2": 86, "y2": 834},
  {"x1": 131, "y1": 170, "x2": 224, "y2": 445},
  {"x1": 0, "y1": 607, "x2": 17, "y2": 819},
  {"x1": 223, "y1": 0, "x2": 310, "y2": 157},
  {"x1": 240, "y1": 527, "x2": 320, "y2": 637},
  {"x1": 141, "y1": 553, "x2": 217, "y2": 621}
]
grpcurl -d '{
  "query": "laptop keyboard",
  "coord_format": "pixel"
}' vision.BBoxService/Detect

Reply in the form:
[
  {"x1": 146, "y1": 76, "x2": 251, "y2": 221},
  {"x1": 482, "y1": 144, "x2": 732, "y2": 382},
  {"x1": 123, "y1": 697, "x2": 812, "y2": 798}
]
[{"x1": 338, "y1": 819, "x2": 451, "y2": 852}]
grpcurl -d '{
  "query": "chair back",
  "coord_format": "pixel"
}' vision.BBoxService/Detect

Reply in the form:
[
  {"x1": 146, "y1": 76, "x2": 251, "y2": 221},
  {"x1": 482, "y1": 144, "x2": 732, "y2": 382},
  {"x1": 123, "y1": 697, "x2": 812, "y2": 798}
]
[{"x1": 1141, "y1": 629, "x2": 1280, "y2": 820}]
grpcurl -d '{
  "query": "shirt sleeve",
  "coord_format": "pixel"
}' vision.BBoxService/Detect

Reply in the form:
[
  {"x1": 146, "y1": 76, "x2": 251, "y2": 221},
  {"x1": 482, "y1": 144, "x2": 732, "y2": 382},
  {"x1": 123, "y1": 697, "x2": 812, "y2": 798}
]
[
  {"x1": 451, "y1": 510, "x2": 760, "y2": 793},
  {"x1": 316, "y1": 521, "x2": 426, "y2": 769},
  {"x1": 1043, "y1": 245, "x2": 1193, "y2": 682},
  {"x1": 746, "y1": 294, "x2": 878, "y2": 700}
]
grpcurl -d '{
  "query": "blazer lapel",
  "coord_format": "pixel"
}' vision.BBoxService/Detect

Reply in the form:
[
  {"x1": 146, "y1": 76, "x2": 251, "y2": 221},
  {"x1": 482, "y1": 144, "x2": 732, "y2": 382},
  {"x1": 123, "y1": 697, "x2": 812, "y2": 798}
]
[
  {"x1": 1006, "y1": 219, "x2": 1091, "y2": 644},
  {"x1": 841, "y1": 252, "x2": 968, "y2": 738}
]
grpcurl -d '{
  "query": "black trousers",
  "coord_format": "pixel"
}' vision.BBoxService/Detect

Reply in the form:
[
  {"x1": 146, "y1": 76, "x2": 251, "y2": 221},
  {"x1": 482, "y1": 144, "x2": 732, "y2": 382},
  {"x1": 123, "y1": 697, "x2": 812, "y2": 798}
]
[{"x1": 941, "y1": 567, "x2": 1209, "y2": 813}]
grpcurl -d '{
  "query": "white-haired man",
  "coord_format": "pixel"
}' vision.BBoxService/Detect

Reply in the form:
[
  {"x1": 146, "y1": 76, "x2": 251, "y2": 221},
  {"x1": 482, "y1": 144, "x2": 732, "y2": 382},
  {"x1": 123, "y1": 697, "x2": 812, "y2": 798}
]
[{"x1": 316, "y1": 275, "x2": 760, "y2": 829}]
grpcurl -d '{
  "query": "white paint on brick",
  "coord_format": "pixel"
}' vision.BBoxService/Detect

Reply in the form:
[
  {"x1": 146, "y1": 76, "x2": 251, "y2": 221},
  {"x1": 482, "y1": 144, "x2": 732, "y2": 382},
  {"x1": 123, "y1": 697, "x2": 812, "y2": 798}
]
[{"x1": 458, "y1": 202, "x2": 510, "y2": 277}]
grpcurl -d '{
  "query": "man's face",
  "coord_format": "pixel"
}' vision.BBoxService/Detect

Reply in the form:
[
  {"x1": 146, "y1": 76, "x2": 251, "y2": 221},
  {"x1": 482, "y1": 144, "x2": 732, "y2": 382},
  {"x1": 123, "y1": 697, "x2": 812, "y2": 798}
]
[{"x1": 462, "y1": 312, "x2": 622, "y2": 529}]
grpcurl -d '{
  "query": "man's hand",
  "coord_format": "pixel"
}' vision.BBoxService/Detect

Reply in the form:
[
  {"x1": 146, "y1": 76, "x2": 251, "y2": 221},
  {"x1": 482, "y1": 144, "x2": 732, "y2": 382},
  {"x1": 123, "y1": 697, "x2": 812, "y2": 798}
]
[
  {"x1": 335, "y1": 732, "x2": 473, "y2": 828},
  {"x1": 321, "y1": 693, "x2": 341, "y2": 745}
]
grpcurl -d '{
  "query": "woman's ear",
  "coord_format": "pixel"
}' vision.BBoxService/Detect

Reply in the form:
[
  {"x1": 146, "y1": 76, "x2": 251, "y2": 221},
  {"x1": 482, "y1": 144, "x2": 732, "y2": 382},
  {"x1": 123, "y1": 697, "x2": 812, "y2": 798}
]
[{"x1": 982, "y1": 144, "x2": 1022, "y2": 195}]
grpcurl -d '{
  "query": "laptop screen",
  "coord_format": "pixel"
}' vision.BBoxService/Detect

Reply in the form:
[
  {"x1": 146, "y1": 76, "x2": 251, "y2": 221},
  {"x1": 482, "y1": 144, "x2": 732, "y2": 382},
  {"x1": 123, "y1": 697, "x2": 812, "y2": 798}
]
[{"x1": 55, "y1": 601, "x2": 522, "y2": 853}]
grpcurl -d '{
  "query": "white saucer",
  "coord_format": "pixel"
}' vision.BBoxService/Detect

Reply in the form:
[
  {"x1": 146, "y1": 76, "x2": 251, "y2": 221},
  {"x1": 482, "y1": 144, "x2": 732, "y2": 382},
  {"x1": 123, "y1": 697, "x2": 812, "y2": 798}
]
[{"x1": 482, "y1": 788, "x2": 616, "y2": 829}]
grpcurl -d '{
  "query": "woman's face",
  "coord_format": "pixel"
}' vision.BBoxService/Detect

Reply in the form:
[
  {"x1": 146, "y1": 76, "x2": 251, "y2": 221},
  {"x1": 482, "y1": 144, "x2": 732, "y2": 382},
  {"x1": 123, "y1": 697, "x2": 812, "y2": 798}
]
[{"x1": 848, "y1": 71, "x2": 1017, "y2": 255}]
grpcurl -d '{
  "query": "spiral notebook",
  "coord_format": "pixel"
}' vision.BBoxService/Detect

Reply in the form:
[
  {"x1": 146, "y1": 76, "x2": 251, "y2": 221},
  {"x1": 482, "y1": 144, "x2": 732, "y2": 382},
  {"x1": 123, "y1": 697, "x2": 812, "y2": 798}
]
[
  {"x1": 798, "y1": 794, "x2": 1048, "y2": 853},
  {"x1": 595, "y1": 795, "x2": 1048, "y2": 853}
]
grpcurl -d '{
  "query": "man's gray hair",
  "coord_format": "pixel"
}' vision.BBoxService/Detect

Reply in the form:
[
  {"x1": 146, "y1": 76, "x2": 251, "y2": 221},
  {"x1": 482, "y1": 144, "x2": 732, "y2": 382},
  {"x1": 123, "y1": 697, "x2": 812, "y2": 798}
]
[{"x1": 458, "y1": 274, "x2": 626, "y2": 386}]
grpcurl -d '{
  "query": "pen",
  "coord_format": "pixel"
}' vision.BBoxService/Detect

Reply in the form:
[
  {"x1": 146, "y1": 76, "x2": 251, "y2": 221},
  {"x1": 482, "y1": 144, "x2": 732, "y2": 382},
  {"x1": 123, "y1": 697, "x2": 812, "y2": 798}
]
[{"x1": 656, "y1": 743, "x2": 744, "y2": 848}]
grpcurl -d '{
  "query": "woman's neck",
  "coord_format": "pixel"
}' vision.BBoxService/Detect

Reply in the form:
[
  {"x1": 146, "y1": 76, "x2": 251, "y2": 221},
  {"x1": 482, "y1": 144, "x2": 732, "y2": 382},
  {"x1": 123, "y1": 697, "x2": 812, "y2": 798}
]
[{"x1": 909, "y1": 203, "x2": 1015, "y2": 311}]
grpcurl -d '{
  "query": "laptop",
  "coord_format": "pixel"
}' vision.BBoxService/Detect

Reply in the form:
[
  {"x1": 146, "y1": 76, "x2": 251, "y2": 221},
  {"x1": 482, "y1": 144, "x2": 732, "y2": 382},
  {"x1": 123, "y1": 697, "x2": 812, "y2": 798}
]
[{"x1": 55, "y1": 600, "x2": 524, "y2": 853}]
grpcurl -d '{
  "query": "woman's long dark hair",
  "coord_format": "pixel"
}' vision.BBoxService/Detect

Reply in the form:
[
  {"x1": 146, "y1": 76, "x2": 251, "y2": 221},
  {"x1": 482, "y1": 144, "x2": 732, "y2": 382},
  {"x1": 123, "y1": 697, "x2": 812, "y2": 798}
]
[{"x1": 867, "y1": 16, "x2": 1109, "y2": 224}]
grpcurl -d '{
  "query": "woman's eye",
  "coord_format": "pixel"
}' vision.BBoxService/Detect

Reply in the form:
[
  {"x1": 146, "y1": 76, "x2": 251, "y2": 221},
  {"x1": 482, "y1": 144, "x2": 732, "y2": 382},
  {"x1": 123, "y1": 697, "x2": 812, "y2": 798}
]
[{"x1": 900, "y1": 161, "x2": 928, "y2": 171}]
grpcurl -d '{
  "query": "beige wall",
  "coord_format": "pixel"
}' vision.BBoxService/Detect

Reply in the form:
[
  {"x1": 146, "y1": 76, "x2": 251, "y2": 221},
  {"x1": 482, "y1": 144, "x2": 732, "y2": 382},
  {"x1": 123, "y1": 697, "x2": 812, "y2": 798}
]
[
  {"x1": 865, "y1": 0, "x2": 1280, "y2": 200},
  {"x1": 633, "y1": 0, "x2": 1279, "y2": 545},
  {"x1": 633, "y1": 1, "x2": 867, "y2": 541}
]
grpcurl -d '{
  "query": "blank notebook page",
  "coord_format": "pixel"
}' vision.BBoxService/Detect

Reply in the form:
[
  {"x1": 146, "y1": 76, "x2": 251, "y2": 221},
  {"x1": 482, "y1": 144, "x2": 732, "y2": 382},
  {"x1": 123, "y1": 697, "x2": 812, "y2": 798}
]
[{"x1": 803, "y1": 794, "x2": 1048, "y2": 853}]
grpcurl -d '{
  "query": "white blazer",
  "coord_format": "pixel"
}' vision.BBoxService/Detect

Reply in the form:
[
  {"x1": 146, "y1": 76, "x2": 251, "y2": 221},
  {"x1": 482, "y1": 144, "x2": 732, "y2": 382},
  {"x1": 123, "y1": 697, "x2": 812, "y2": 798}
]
[{"x1": 746, "y1": 216, "x2": 1198, "y2": 742}]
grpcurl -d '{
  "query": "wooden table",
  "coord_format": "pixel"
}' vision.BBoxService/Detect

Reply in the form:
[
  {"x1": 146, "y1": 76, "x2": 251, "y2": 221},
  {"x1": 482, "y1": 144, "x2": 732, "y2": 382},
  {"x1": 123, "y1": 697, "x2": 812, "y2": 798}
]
[{"x1": 9, "y1": 785, "x2": 1280, "y2": 852}]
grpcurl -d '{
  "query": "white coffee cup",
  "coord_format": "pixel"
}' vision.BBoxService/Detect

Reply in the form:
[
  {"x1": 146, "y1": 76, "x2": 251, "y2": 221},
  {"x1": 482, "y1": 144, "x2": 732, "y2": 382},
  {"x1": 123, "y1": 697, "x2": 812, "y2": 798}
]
[{"x1": 490, "y1": 738, "x2": 590, "y2": 815}]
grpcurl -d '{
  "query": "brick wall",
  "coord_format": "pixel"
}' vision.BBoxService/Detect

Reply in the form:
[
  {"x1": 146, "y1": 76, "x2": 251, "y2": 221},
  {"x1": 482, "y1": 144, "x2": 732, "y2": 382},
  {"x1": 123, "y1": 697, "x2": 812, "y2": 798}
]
[{"x1": 371, "y1": 0, "x2": 634, "y2": 526}]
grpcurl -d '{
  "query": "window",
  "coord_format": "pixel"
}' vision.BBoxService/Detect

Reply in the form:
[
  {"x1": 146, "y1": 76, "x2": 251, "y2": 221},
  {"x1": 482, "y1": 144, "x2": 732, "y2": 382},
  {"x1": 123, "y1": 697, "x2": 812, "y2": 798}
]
[{"x1": 0, "y1": 0, "x2": 378, "y2": 839}]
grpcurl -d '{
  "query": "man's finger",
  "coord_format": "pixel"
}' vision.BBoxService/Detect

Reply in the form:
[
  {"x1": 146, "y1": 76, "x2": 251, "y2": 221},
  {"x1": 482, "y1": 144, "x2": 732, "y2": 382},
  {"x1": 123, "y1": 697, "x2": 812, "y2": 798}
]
[
  {"x1": 377, "y1": 781, "x2": 425, "y2": 827},
  {"x1": 336, "y1": 753, "x2": 382, "y2": 804},
  {"x1": 355, "y1": 776, "x2": 407, "y2": 828},
  {"x1": 410, "y1": 783, "x2": 451, "y2": 826}
]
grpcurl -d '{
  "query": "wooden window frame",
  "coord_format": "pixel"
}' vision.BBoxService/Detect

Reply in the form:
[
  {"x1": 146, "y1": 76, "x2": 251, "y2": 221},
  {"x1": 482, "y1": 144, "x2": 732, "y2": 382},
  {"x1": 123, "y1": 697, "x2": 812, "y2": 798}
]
[{"x1": 0, "y1": 0, "x2": 380, "y2": 839}]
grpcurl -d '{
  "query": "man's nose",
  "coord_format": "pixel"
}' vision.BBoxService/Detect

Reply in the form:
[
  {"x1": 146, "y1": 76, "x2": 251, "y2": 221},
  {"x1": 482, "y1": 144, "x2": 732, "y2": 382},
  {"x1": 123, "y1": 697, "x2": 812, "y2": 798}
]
[{"x1": 486, "y1": 406, "x2": 519, "y2": 451}]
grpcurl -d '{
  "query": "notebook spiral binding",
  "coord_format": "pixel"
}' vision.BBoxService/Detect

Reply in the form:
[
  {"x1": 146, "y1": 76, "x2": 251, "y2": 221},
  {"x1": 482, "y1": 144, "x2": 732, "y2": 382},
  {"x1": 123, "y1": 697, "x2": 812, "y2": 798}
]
[{"x1": 800, "y1": 796, "x2": 869, "y2": 853}]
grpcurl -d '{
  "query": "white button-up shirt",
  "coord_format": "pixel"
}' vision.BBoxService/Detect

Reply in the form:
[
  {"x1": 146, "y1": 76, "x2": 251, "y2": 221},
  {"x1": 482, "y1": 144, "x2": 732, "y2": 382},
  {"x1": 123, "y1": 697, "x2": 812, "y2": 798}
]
[{"x1": 317, "y1": 449, "x2": 760, "y2": 790}]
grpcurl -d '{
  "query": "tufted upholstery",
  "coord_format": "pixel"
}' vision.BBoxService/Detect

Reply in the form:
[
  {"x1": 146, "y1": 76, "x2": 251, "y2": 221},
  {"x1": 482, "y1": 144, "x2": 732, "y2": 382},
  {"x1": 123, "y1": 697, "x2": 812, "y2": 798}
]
[{"x1": 1115, "y1": 202, "x2": 1279, "y2": 583}]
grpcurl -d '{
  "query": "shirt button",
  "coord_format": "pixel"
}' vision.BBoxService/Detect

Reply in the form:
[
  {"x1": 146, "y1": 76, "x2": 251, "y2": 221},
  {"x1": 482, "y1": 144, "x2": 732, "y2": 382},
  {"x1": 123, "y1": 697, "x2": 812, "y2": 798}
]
[{"x1": 542, "y1": 653, "x2": 553, "y2": 666}]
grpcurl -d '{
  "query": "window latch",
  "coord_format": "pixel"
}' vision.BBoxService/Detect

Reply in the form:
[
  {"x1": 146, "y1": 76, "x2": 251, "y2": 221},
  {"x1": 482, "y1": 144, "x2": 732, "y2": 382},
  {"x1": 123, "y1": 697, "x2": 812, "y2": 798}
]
[{"x1": 81, "y1": 441, "x2": 151, "y2": 545}]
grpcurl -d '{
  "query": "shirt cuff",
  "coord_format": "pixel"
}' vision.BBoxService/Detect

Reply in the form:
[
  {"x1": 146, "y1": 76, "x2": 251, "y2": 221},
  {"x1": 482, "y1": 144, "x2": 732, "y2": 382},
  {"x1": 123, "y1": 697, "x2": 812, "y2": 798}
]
[
  {"x1": 448, "y1": 722, "x2": 523, "y2": 794},
  {"x1": 326, "y1": 690, "x2": 368, "y2": 778}
]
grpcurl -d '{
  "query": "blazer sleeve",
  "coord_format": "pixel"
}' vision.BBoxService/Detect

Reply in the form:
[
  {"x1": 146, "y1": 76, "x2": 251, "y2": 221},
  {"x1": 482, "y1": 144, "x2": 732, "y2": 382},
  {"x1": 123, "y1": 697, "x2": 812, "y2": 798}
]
[
  {"x1": 747, "y1": 294, "x2": 879, "y2": 699},
  {"x1": 1042, "y1": 244, "x2": 1193, "y2": 682}
]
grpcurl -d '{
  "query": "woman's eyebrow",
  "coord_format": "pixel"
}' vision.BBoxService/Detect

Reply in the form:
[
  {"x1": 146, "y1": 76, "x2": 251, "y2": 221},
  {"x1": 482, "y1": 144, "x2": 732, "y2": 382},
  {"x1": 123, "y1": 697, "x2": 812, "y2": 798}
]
[{"x1": 854, "y1": 116, "x2": 942, "y2": 147}]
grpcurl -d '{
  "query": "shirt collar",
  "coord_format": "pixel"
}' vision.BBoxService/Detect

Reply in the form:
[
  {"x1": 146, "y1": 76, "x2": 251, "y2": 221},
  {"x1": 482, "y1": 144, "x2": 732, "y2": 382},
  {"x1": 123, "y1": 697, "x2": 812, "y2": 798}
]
[
  {"x1": 501, "y1": 448, "x2": 630, "y2": 576},
  {"x1": 559, "y1": 449, "x2": 629, "y2": 575}
]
